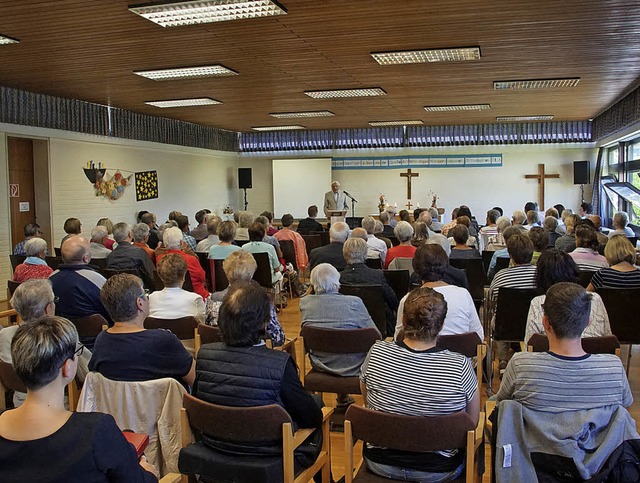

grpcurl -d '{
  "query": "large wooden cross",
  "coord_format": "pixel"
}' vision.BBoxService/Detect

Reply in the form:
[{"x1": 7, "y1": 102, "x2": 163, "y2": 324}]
[
  {"x1": 524, "y1": 164, "x2": 560, "y2": 210},
  {"x1": 400, "y1": 168, "x2": 419, "y2": 199}
]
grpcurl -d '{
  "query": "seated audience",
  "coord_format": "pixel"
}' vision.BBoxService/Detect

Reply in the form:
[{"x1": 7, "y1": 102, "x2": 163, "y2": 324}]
[
  {"x1": 448, "y1": 216, "x2": 478, "y2": 247},
  {"x1": 0, "y1": 316, "x2": 158, "y2": 481},
  {"x1": 260, "y1": 211, "x2": 278, "y2": 236},
  {"x1": 154, "y1": 221, "x2": 192, "y2": 258},
  {"x1": 511, "y1": 210, "x2": 526, "y2": 226},
  {"x1": 479, "y1": 209, "x2": 500, "y2": 251},
  {"x1": 398, "y1": 209, "x2": 411, "y2": 223},
  {"x1": 487, "y1": 226, "x2": 524, "y2": 280},
  {"x1": 527, "y1": 226, "x2": 549, "y2": 265},
  {"x1": 570, "y1": 224, "x2": 609, "y2": 271},
  {"x1": 297, "y1": 205, "x2": 324, "y2": 233},
  {"x1": 89, "y1": 274, "x2": 195, "y2": 386},
  {"x1": 274, "y1": 213, "x2": 309, "y2": 272},
  {"x1": 361, "y1": 216, "x2": 387, "y2": 263},
  {"x1": 242, "y1": 222, "x2": 283, "y2": 285},
  {"x1": 149, "y1": 254, "x2": 205, "y2": 323},
  {"x1": 12, "y1": 237, "x2": 52, "y2": 282},
  {"x1": 12, "y1": 222, "x2": 46, "y2": 256},
  {"x1": 384, "y1": 221, "x2": 416, "y2": 268},
  {"x1": 341, "y1": 238, "x2": 398, "y2": 334},
  {"x1": 416, "y1": 211, "x2": 451, "y2": 256},
  {"x1": 204, "y1": 251, "x2": 284, "y2": 346},
  {"x1": 427, "y1": 207, "x2": 443, "y2": 232},
  {"x1": 132, "y1": 223, "x2": 156, "y2": 264},
  {"x1": 194, "y1": 282, "x2": 323, "y2": 471},
  {"x1": 395, "y1": 244, "x2": 483, "y2": 340},
  {"x1": 608, "y1": 210, "x2": 635, "y2": 238},
  {"x1": 542, "y1": 215, "x2": 561, "y2": 247},
  {"x1": 386, "y1": 206, "x2": 398, "y2": 228},
  {"x1": 140, "y1": 212, "x2": 159, "y2": 249},
  {"x1": 588, "y1": 235, "x2": 640, "y2": 290},
  {"x1": 373, "y1": 220, "x2": 392, "y2": 249},
  {"x1": 190, "y1": 209, "x2": 210, "y2": 242},
  {"x1": 60, "y1": 217, "x2": 82, "y2": 247},
  {"x1": 555, "y1": 214, "x2": 579, "y2": 252},
  {"x1": 195, "y1": 214, "x2": 221, "y2": 253},
  {"x1": 586, "y1": 214, "x2": 609, "y2": 250},
  {"x1": 485, "y1": 216, "x2": 511, "y2": 250},
  {"x1": 96, "y1": 218, "x2": 115, "y2": 250},
  {"x1": 578, "y1": 202, "x2": 593, "y2": 218},
  {"x1": 106, "y1": 222, "x2": 156, "y2": 289},
  {"x1": 301, "y1": 263, "x2": 379, "y2": 405},
  {"x1": 361, "y1": 287, "x2": 479, "y2": 481},
  {"x1": 176, "y1": 215, "x2": 197, "y2": 251},
  {"x1": 524, "y1": 210, "x2": 540, "y2": 229},
  {"x1": 410, "y1": 221, "x2": 429, "y2": 247},
  {"x1": 352, "y1": 227, "x2": 382, "y2": 260},
  {"x1": 89, "y1": 225, "x2": 112, "y2": 259},
  {"x1": 458, "y1": 206, "x2": 479, "y2": 237},
  {"x1": 441, "y1": 207, "x2": 460, "y2": 236},
  {"x1": 157, "y1": 227, "x2": 209, "y2": 300},
  {"x1": 50, "y1": 236, "x2": 111, "y2": 324},
  {"x1": 234, "y1": 211, "x2": 253, "y2": 241},
  {"x1": 309, "y1": 221, "x2": 349, "y2": 271},
  {"x1": 208, "y1": 220, "x2": 241, "y2": 260},
  {"x1": 449, "y1": 224, "x2": 481, "y2": 259},
  {"x1": 255, "y1": 215, "x2": 283, "y2": 259},
  {"x1": 378, "y1": 211, "x2": 395, "y2": 237},
  {"x1": 525, "y1": 250, "x2": 611, "y2": 344}
]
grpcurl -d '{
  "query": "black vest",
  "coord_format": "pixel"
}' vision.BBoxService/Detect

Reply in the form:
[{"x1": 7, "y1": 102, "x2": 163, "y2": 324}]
[{"x1": 194, "y1": 343, "x2": 290, "y2": 408}]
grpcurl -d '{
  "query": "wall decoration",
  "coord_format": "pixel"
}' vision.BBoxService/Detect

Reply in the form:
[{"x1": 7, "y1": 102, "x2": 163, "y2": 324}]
[
  {"x1": 135, "y1": 170, "x2": 159, "y2": 201},
  {"x1": 83, "y1": 161, "x2": 133, "y2": 201},
  {"x1": 332, "y1": 153, "x2": 503, "y2": 170}
]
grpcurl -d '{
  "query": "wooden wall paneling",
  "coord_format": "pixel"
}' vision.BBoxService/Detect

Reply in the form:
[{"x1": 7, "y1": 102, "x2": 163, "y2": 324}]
[{"x1": 7, "y1": 137, "x2": 35, "y2": 249}]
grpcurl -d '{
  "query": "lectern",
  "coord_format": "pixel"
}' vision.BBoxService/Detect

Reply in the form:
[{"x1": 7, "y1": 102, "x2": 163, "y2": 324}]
[{"x1": 328, "y1": 210, "x2": 347, "y2": 226}]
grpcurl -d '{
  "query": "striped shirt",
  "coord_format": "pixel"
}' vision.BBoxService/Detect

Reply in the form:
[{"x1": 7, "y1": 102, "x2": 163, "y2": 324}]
[
  {"x1": 496, "y1": 351, "x2": 632, "y2": 411},
  {"x1": 360, "y1": 340, "x2": 477, "y2": 458},
  {"x1": 569, "y1": 248, "x2": 609, "y2": 272},
  {"x1": 489, "y1": 264, "x2": 537, "y2": 302},
  {"x1": 590, "y1": 267, "x2": 640, "y2": 289}
]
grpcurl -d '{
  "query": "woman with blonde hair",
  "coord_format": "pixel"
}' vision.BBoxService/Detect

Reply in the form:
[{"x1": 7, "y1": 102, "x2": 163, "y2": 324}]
[{"x1": 588, "y1": 235, "x2": 640, "y2": 290}]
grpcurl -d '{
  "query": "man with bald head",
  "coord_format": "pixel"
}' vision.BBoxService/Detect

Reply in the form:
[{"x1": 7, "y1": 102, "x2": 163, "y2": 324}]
[
  {"x1": 417, "y1": 210, "x2": 451, "y2": 256},
  {"x1": 49, "y1": 235, "x2": 111, "y2": 324}
]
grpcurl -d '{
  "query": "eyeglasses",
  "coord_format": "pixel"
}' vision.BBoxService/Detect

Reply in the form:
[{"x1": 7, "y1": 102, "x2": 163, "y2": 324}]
[
  {"x1": 138, "y1": 289, "x2": 150, "y2": 300},
  {"x1": 74, "y1": 343, "x2": 85, "y2": 357},
  {"x1": 51, "y1": 296, "x2": 59, "y2": 304}
]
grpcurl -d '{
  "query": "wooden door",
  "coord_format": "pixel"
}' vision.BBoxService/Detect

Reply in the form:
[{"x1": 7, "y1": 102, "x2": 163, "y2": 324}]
[{"x1": 8, "y1": 137, "x2": 36, "y2": 249}]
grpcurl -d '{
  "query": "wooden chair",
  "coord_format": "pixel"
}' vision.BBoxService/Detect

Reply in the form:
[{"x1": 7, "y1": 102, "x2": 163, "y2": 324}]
[
  {"x1": 251, "y1": 252, "x2": 282, "y2": 309},
  {"x1": 69, "y1": 314, "x2": 108, "y2": 339},
  {"x1": 45, "y1": 256, "x2": 63, "y2": 271},
  {"x1": 437, "y1": 332, "x2": 487, "y2": 395},
  {"x1": 387, "y1": 256, "x2": 413, "y2": 275},
  {"x1": 382, "y1": 269, "x2": 410, "y2": 301},
  {"x1": 196, "y1": 252, "x2": 212, "y2": 291},
  {"x1": 194, "y1": 324, "x2": 224, "y2": 355},
  {"x1": 338, "y1": 285, "x2": 388, "y2": 337},
  {"x1": 54, "y1": 247, "x2": 62, "y2": 257},
  {"x1": 145, "y1": 316, "x2": 199, "y2": 340},
  {"x1": 299, "y1": 326, "x2": 381, "y2": 394},
  {"x1": 9, "y1": 254, "x2": 26, "y2": 271},
  {"x1": 577, "y1": 270, "x2": 595, "y2": 288},
  {"x1": 153, "y1": 270, "x2": 194, "y2": 292},
  {"x1": 344, "y1": 404, "x2": 484, "y2": 483},
  {"x1": 211, "y1": 259, "x2": 229, "y2": 293},
  {"x1": 7, "y1": 279, "x2": 21, "y2": 296},
  {"x1": 301, "y1": 234, "x2": 322, "y2": 257},
  {"x1": 449, "y1": 258, "x2": 487, "y2": 306},
  {"x1": 311, "y1": 231, "x2": 330, "y2": 246},
  {"x1": 178, "y1": 393, "x2": 333, "y2": 483},
  {"x1": 278, "y1": 239, "x2": 296, "y2": 300},
  {"x1": 594, "y1": 288, "x2": 640, "y2": 373},
  {"x1": 526, "y1": 333, "x2": 621, "y2": 357},
  {"x1": 364, "y1": 258, "x2": 382, "y2": 270},
  {"x1": 102, "y1": 267, "x2": 139, "y2": 279}
]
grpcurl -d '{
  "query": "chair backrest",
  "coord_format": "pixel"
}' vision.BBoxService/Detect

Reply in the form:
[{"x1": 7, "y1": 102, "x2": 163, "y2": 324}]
[
  {"x1": 448, "y1": 258, "x2": 486, "y2": 302},
  {"x1": 0, "y1": 360, "x2": 28, "y2": 393},
  {"x1": 300, "y1": 326, "x2": 381, "y2": 354},
  {"x1": 301, "y1": 235, "x2": 322, "y2": 256},
  {"x1": 197, "y1": 323, "x2": 224, "y2": 345},
  {"x1": 183, "y1": 393, "x2": 291, "y2": 444},
  {"x1": 386, "y1": 235, "x2": 400, "y2": 247},
  {"x1": 495, "y1": 256, "x2": 510, "y2": 274},
  {"x1": 89, "y1": 257, "x2": 107, "y2": 272},
  {"x1": 527, "y1": 333, "x2": 621, "y2": 354},
  {"x1": 145, "y1": 316, "x2": 199, "y2": 340},
  {"x1": 311, "y1": 231, "x2": 330, "y2": 246},
  {"x1": 235, "y1": 240, "x2": 249, "y2": 247},
  {"x1": 383, "y1": 269, "x2": 410, "y2": 301},
  {"x1": 54, "y1": 247, "x2": 62, "y2": 257},
  {"x1": 338, "y1": 285, "x2": 387, "y2": 336},
  {"x1": 279, "y1": 240, "x2": 298, "y2": 271},
  {"x1": 577, "y1": 270, "x2": 595, "y2": 288},
  {"x1": 627, "y1": 236, "x2": 637, "y2": 248},
  {"x1": 7, "y1": 279, "x2": 21, "y2": 296},
  {"x1": 212, "y1": 259, "x2": 229, "y2": 292},
  {"x1": 481, "y1": 250, "x2": 495, "y2": 273},
  {"x1": 388, "y1": 257, "x2": 413, "y2": 274},
  {"x1": 595, "y1": 288, "x2": 640, "y2": 344},
  {"x1": 196, "y1": 252, "x2": 212, "y2": 291},
  {"x1": 45, "y1": 256, "x2": 63, "y2": 271},
  {"x1": 364, "y1": 258, "x2": 382, "y2": 270},
  {"x1": 436, "y1": 332, "x2": 483, "y2": 358},
  {"x1": 103, "y1": 267, "x2": 139, "y2": 279},
  {"x1": 251, "y1": 252, "x2": 273, "y2": 289},
  {"x1": 182, "y1": 270, "x2": 194, "y2": 292},
  {"x1": 70, "y1": 313, "x2": 108, "y2": 338},
  {"x1": 494, "y1": 288, "x2": 540, "y2": 341},
  {"x1": 345, "y1": 404, "x2": 473, "y2": 452},
  {"x1": 9, "y1": 255, "x2": 26, "y2": 271}
]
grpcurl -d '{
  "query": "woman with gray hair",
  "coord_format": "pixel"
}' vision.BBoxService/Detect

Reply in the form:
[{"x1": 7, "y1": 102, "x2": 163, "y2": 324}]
[
  {"x1": 384, "y1": 221, "x2": 416, "y2": 269},
  {"x1": 608, "y1": 211, "x2": 635, "y2": 238},
  {"x1": 0, "y1": 316, "x2": 158, "y2": 481},
  {"x1": 12, "y1": 237, "x2": 53, "y2": 282},
  {"x1": 234, "y1": 211, "x2": 254, "y2": 241}
]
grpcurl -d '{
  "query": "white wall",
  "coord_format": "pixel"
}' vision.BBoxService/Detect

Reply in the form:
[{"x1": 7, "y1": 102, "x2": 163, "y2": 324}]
[{"x1": 240, "y1": 144, "x2": 597, "y2": 220}]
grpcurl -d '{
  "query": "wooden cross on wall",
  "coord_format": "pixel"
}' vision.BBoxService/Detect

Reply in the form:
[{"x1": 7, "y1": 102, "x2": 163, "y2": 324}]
[
  {"x1": 400, "y1": 169, "x2": 419, "y2": 199},
  {"x1": 524, "y1": 164, "x2": 560, "y2": 210}
]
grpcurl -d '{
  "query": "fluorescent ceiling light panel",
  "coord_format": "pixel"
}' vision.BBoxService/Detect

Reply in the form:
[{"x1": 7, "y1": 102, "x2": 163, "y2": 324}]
[
  {"x1": 0, "y1": 34, "x2": 19, "y2": 45},
  {"x1": 424, "y1": 104, "x2": 490, "y2": 112},
  {"x1": 494, "y1": 78, "x2": 581, "y2": 90},
  {"x1": 496, "y1": 115, "x2": 554, "y2": 122},
  {"x1": 270, "y1": 111, "x2": 335, "y2": 118},
  {"x1": 372, "y1": 47, "x2": 480, "y2": 65},
  {"x1": 129, "y1": 0, "x2": 287, "y2": 27},
  {"x1": 369, "y1": 120, "x2": 424, "y2": 126},
  {"x1": 134, "y1": 64, "x2": 238, "y2": 80},
  {"x1": 305, "y1": 88, "x2": 386, "y2": 99},
  {"x1": 252, "y1": 125, "x2": 306, "y2": 131},
  {"x1": 145, "y1": 97, "x2": 222, "y2": 108}
]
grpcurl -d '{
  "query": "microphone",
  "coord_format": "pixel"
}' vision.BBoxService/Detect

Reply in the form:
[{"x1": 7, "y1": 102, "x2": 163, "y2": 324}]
[{"x1": 343, "y1": 190, "x2": 358, "y2": 202}]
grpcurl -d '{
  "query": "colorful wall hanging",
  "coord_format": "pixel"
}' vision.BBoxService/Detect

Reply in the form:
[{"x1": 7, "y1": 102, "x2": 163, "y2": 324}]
[
  {"x1": 135, "y1": 170, "x2": 159, "y2": 201},
  {"x1": 83, "y1": 161, "x2": 133, "y2": 201}
]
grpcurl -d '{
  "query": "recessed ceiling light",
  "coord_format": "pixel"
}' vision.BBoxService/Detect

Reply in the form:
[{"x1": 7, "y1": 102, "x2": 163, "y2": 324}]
[
  {"x1": 252, "y1": 125, "x2": 306, "y2": 131},
  {"x1": 134, "y1": 64, "x2": 238, "y2": 81},
  {"x1": 424, "y1": 104, "x2": 490, "y2": 112},
  {"x1": 494, "y1": 78, "x2": 580, "y2": 90},
  {"x1": 145, "y1": 98, "x2": 222, "y2": 108},
  {"x1": 372, "y1": 47, "x2": 480, "y2": 65},
  {"x1": 496, "y1": 115, "x2": 554, "y2": 122},
  {"x1": 305, "y1": 88, "x2": 386, "y2": 99},
  {"x1": 129, "y1": 0, "x2": 287, "y2": 27},
  {"x1": 369, "y1": 120, "x2": 424, "y2": 126},
  {"x1": 270, "y1": 111, "x2": 335, "y2": 118},
  {"x1": 0, "y1": 34, "x2": 18, "y2": 45}
]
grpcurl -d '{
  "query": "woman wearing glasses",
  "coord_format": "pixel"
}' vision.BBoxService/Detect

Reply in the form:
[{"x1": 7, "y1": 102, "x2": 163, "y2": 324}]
[{"x1": 0, "y1": 316, "x2": 158, "y2": 482}]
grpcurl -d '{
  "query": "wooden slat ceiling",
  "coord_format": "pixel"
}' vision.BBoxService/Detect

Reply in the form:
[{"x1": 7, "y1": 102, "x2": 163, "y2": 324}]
[{"x1": 0, "y1": 0, "x2": 639, "y2": 133}]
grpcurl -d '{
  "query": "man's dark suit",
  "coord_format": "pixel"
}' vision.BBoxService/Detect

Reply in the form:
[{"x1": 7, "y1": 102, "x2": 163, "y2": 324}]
[
  {"x1": 106, "y1": 241, "x2": 156, "y2": 289},
  {"x1": 309, "y1": 242, "x2": 346, "y2": 271},
  {"x1": 382, "y1": 224, "x2": 395, "y2": 237},
  {"x1": 297, "y1": 217, "x2": 324, "y2": 234}
]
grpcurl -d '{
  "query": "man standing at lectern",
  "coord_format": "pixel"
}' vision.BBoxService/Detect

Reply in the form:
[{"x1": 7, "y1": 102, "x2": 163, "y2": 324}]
[{"x1": 324, "y1": 181, "x2": 349, "y2": 218}]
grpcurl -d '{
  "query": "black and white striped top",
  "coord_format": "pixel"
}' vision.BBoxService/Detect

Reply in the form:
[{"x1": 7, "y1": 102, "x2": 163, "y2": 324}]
[
  {"x1": 360, "y1": 340, "x2": 477, "y2": 458},
  {"x1": 489, "y1": 264, "x2": 538, "y2": 302},
  {"x1": 590, "y1": 267, "x2": 640, "y2": 289}
]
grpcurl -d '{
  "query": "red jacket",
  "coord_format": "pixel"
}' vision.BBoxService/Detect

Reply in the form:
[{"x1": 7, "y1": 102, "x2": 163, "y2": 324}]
[{"x1": 157, "y1": 249, "x2": 209, "y2": 300}]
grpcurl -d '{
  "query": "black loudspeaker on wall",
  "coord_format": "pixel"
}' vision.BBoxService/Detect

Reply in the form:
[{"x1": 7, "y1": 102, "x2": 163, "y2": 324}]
[
  {"x1": 238, "y1": 168, "x2": 252, "y2": 189},
  {"x1": 573, "y1": 161, "x2": 590, "y2": 185}
]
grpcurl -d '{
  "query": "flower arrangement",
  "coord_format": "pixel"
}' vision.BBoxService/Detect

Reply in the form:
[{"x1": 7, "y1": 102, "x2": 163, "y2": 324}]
[{"x1": 378, "y1": 194, "x2": 386, "y2": 213}]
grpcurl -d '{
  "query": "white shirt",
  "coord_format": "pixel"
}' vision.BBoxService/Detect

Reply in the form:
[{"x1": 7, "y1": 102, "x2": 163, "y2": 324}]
[
  {"x1": 366, "y1": 234, "x2": 387, "y2": 262},
  {"x1": 148, "y1": 287, "x2": 206, "y2": 323}
]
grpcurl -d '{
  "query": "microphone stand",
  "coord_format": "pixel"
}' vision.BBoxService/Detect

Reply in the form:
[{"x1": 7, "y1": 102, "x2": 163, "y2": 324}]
[{"x1": 344, "y1": 191, "x2": 358, "y2": 220}]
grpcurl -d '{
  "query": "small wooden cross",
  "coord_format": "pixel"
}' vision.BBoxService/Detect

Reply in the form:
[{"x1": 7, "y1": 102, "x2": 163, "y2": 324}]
[
  {"x1": 400, "y1": 169, "x2": 419, "y2": 199},
  {"x1": 405, "y1": 200, "x2": 413, "y2": 210},
  {"x1": 524, "y1": 163, "x2": 560, "y2": 210}
]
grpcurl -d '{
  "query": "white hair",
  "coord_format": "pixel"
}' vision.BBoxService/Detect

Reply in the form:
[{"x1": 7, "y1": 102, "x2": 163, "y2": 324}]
[
  {"x1": 361, "y1": 216, "x2": 376, "y2": 234},
  {"x1": 343, "y1": 237, "x2": 368, "y2": 264},
  {"x1": 394, "y1": 221, "x2": 414, "y2": 242},
  {"x1": 329, "y1": 222, "x2": 350, "y2": 243},
  {"x1": 163, "y1": 226, "x2": 184, "y2": 249},
  {"x1": 91, "y1": 225, "x2": 108, "y2": 242},
  {"x1": 496, "y1": 216, "x2": 511, "y2": 233},
  {"x1": 310, "y1": 263, "x2": 340, "y2": 294},
  {"x1": 25, "y1": 237, "x2": 47, "y2": 257}
]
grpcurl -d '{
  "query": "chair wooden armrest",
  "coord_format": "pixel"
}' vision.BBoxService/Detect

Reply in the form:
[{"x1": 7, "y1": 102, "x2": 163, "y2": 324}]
[
  {"x1": 159, "y1": 473, "x2": 182, "y2": 483},
  {"x1": 518, "y1": 341, "x2": 526, "y2": 352},
  {"x1": 465, "y1": 412, "x2": 485, "y2": 483},
  {"x1": 321, "y1": 406, "x2": 334, "y2": 421},
  {"x1": 0, "y1": 309, "x2": 18, "y2": 319},
  {"x1": 485, "y1": 400, "x2": 497, "y2": 434},
  {"x1": 476, "y1": 343, "x2": 487, "y2": 394}
]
